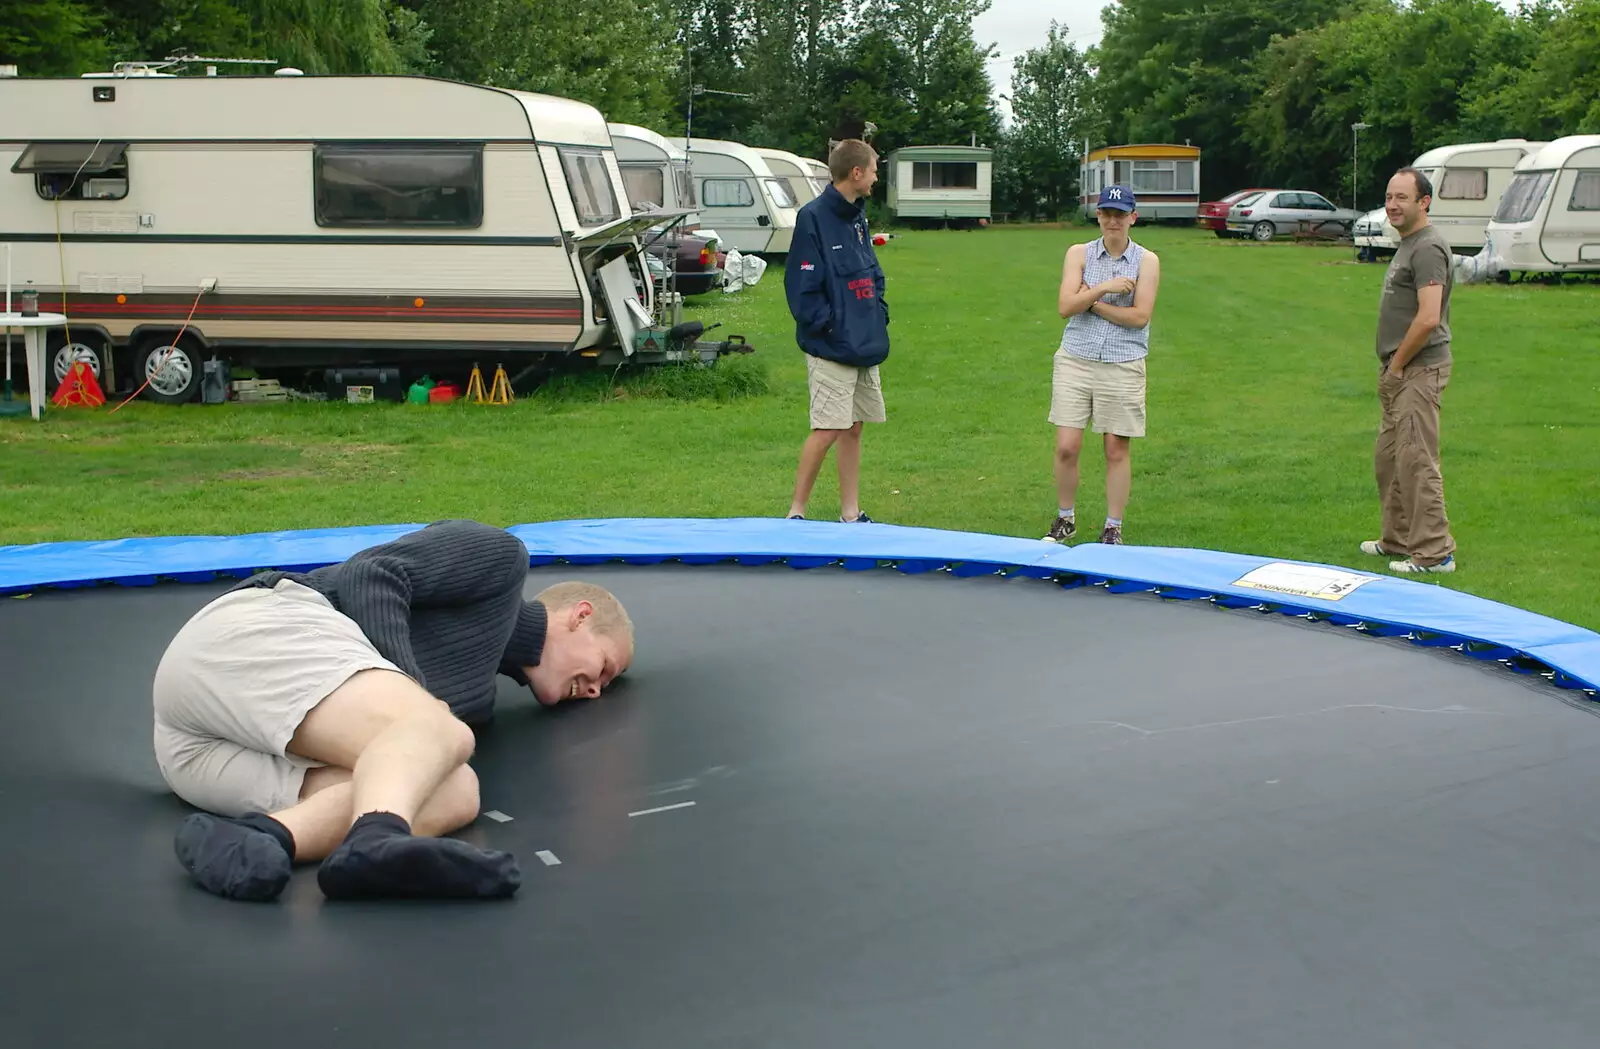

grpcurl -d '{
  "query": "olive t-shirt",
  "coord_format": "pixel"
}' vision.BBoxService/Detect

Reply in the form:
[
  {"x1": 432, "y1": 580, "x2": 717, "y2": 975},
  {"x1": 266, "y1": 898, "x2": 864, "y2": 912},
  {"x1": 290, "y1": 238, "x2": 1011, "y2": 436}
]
[{"x1": 1376, "y1": 223, "x2": 1453, "y2": 366}]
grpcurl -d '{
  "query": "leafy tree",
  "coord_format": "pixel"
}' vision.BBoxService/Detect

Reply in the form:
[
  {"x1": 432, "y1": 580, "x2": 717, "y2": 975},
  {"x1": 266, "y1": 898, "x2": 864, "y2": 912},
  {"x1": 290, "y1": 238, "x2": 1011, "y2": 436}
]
[
  {"x1": 0, "y1": 0, "x2": 110, "y2": 75},
  {"x1": 997, "y1": 21, "x2": 1101, "y2": 219}
]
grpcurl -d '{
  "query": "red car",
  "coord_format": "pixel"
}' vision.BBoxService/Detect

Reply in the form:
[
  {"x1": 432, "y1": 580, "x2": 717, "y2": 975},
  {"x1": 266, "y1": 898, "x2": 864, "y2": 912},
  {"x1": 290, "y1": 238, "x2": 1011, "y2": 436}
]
[{"x1": 1198, "y1": 189, "x2": 1268, "y2": 236}]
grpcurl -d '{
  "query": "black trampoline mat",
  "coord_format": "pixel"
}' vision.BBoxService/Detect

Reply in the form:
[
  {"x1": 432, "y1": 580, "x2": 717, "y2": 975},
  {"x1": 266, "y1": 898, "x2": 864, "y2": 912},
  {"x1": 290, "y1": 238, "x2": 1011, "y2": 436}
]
[{"x1": 4, "y1": 563, "x2": 1600, "y2": 1048}]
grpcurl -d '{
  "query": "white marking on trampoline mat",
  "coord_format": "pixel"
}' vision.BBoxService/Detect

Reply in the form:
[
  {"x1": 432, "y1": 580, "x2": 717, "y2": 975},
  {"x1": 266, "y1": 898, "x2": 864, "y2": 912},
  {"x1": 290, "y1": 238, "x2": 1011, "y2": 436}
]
[
  {"x1": 536, "y1": 850, "x2": 561, "y2": 866},
  {"x1": 483, "y1": 810, "x2": 513, "y2": 823},
  {"x1": 629, "y1": 800, "x2": 697, "y2": 818}
]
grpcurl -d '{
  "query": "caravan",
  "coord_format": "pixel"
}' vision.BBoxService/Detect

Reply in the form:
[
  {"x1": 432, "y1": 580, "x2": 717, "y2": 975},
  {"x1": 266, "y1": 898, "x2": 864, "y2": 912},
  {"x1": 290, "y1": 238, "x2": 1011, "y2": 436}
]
[
  {"x1": 608, "y1": 122, "x2": 699, "y2": 224},
  {"x1": 752, "y1": 147, "x2": 828, "y2": 206},
  {"x1": 1482, "y1": 135, "x2": 1600, "y2": 277},
  {"x1": 885, "y1": 145, "x2": 993, "y2": 225},
  {"x1": 1353, "y1": 139, "x2": 1547, "y2": 260},
  {"x1": 671, "y1": 137, "x2": 798, "y2": 254},
  {"x1": 1, "y1": 72, "x2": 739, "y2": 404}
]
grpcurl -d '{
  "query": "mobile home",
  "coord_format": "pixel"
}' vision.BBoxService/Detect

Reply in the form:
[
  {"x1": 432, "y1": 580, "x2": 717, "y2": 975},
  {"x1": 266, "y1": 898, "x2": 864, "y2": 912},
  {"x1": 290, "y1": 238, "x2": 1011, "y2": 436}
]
[
  {"x1": 608, "y1": 122, "x2": 699, "y2": 225},
  {"x1": 1079, "y1": 143, "x2": 1201, "y2": 221},
  {"x1": 1353, "y1": 138, "x2": 1547, "y2": 260},
  {"x1": 671, "y1": 137, "x2": 798, "y2": 254},
  {"x1": 885, "y1": 145, "x2": 992, "y2": 224},
  {"x1": 0, "y1": 72, "x2": 720, "y2": 404},
  {"x1": 753, "y1": 147, "x2": 829, "y2": 205},
  {"x1": 1481, "y1": 135, "x2": 1600, "y2": 276}
]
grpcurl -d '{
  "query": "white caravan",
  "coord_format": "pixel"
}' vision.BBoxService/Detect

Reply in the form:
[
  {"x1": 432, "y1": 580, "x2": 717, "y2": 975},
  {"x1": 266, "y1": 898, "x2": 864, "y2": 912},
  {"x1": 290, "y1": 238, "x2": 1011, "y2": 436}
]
[
  {"x1": 1352, "y1": 138, "x2": 1546, "y2": 260},
  {"x1": 607, "y1": 122, "x2": 699, "y2": 227},
  {"x1": 0, "y1": 72, "x2": 734, "y2": 404},
  {"x1": 671, "y1": 137, "x2": 797, "y2": 254},
  {"x1": 886, "y1": 145, "x2": 994, "y2": 225},
  {"x1": 753, "y1": 147, "x2": 828, "y2": 205},
  {"x1": 1483, "y1": 135, "x2": 1600, "y2": 276}
]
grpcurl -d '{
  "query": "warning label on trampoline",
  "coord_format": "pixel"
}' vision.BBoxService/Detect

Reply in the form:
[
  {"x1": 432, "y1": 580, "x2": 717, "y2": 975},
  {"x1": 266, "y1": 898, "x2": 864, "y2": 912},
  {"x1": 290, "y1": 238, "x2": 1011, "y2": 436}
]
[{"x1": 1231, "y1": 563, "x2": 1381, "y2": 602}]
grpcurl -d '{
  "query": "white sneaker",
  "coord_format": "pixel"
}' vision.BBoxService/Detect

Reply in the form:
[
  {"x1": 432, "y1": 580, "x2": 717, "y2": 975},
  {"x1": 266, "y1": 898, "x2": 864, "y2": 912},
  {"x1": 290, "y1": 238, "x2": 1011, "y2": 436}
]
[
  {"x1": 1360, "y1": 540, "x2": 1395, "y2": 556},
  {"x1": 1389, "y1": 555, "x2": 1456, "y2": 574}
]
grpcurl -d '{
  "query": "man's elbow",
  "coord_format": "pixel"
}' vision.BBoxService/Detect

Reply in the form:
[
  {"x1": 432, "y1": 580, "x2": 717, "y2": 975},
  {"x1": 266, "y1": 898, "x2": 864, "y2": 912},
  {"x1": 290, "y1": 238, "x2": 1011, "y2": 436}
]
[{"x1": 1416, "y1": 311, "x2": 1440, "y2": 331}]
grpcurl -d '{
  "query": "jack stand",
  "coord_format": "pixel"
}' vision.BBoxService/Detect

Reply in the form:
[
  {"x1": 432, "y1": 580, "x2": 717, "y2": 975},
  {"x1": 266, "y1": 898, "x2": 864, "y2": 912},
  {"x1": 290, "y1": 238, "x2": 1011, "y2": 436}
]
[{"x1": 467, "y1": 363, "x2": 514, "y2": 404}]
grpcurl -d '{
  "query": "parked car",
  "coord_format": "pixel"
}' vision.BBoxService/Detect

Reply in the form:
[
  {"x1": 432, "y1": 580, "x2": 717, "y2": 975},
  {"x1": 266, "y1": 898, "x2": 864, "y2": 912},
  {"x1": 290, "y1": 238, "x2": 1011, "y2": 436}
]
[
  {"x1": 1197, "y1": 188, "x2": 1268, "y2": 236},
  {"x1": 1352, "y1": 207, "x2": 1399, "y2": 261},
  {"x1": 641, "y1": 229, "x2": 723, "y2": 296},
  {"x1": 1225, "y1": 190, "x2": 1363, "y2": 241}
]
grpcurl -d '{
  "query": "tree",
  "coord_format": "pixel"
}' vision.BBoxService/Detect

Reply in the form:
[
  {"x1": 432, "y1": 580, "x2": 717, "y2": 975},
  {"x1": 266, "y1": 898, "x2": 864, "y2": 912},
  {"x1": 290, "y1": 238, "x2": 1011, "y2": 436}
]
[
  {"x1": 998, "y1": 21, "x2": 1101, "y2": 220},
  {"x1": 0, "y1": 0, "x2": 109, "y2": 75}
]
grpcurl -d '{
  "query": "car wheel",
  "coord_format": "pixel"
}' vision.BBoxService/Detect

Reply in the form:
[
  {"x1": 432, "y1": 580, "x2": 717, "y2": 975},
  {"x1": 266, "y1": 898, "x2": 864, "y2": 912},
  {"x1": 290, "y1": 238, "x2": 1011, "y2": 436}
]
[
  {"x1": 1252, "y1": 221, "x2": 1275, "y2": 242},
  {"x1": 135, "y1": 335, "x2": 202, "y2": 404}
]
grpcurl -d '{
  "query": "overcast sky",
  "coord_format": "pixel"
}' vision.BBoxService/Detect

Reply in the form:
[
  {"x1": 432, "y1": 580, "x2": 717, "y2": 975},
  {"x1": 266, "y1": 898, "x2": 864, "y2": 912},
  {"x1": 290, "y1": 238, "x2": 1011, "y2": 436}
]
[{"x1": 973, "y1": 0, "x2": 1109, "y2": 120}]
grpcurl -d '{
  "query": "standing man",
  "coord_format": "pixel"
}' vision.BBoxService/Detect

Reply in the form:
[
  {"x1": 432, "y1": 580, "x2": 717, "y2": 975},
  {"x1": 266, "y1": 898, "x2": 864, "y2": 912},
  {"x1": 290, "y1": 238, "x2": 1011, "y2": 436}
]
[
  {"x1": 1363, "y1": 166, "x2": 1457, "y2": 574},
  {"x1": 784, "y1": 138, "x2": 889, "y2": 523},
  {"x1": 1043, "y1": 183, "x2": 1161, "y2": 545}
]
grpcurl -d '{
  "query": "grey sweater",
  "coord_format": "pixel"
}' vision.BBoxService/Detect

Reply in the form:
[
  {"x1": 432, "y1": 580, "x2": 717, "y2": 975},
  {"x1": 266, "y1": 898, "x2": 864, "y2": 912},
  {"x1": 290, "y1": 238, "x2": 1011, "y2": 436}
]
[{"x1": 232, "y1": 519, "x2": 546, "y2": 724}]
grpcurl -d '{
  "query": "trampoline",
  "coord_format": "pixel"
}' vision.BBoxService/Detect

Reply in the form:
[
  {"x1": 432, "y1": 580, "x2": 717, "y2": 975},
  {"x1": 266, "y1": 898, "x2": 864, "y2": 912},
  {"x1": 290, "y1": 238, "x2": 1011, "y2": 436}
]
[{"x1": 3, "y1": 518, "x2": 1600, "y2": 1049}]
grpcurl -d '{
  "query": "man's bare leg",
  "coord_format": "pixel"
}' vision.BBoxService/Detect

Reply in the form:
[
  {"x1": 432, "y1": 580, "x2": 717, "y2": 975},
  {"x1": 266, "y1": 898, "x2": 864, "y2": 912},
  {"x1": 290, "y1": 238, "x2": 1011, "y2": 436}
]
[
  {"x1": 272, "y1": 763, "x2": 483, "y2": 863},
  {"x1": 836, "y1": 422, "x2": 863, "y2": 521},
  {"x1": 789, "y1": 428, "x2": 843, "y2": 518},
  {"x1": 175, "y1": 668, "x2": 518, "y2": 902},
  {"x1": 1054, "y1": 426, "x2": 1085, "y2": 512},
  {"x1": 1104, "y1": 433, "x2": 1132, "y2": 523}
]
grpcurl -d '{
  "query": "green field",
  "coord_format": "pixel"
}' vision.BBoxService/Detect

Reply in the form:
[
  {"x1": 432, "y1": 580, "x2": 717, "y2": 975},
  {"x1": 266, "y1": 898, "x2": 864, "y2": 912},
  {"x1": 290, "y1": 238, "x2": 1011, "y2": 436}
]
[{"x1": 3, "y1": 225, "x2": 1596, "y2": 630}]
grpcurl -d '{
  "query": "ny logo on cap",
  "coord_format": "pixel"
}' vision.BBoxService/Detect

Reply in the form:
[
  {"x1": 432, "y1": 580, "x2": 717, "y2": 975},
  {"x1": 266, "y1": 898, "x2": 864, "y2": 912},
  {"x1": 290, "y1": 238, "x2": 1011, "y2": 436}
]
[{"x1": 1107, "y1": 187, "x2": 1123, "y2": 200}]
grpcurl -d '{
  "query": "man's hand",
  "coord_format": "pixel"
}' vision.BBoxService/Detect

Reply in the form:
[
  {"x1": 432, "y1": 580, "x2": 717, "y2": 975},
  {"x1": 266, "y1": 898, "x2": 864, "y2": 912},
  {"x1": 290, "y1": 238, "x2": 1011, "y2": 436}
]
[
  {"x1": 1100, "y1": 276, "x2": 1137, "y2": 297},
  {"x1": 1387, "y1": 359, "x2": 1406, "y2": 380}
]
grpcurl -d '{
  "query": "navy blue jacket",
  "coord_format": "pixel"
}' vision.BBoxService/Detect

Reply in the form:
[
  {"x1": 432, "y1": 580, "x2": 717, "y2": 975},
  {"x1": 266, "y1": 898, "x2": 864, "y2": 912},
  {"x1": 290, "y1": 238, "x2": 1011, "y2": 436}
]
[{"x1": 784, "y1": 184, "x2": 890, "y2": 367}]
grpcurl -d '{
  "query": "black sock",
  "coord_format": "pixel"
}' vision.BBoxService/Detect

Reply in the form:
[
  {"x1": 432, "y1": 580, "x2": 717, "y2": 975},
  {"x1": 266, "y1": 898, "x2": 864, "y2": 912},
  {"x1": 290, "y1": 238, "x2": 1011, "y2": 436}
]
[
  {"x1": 174, "y1": 812, "x2": 294, "y2": 902},
  {"x1": 317, "y1": 811, "x2": 522, "y2": 901}
]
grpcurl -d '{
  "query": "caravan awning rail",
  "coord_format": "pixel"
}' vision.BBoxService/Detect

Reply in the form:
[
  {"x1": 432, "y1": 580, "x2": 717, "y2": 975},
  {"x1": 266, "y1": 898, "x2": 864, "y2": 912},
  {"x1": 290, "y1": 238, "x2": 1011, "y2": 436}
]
[{"x1": 12, "y1": 141, "x2": 129, "y2": 174}]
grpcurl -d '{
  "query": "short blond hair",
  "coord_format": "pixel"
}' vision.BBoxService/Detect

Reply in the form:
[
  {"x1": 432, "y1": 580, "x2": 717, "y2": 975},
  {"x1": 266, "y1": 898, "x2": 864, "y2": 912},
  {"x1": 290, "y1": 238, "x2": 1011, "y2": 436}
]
[
  {"x1": 828, "y1": 139, "x2": 876, "y2": 183},
  {"x1": 535, "y1": 581, "x2": 633, "y2": 646}
]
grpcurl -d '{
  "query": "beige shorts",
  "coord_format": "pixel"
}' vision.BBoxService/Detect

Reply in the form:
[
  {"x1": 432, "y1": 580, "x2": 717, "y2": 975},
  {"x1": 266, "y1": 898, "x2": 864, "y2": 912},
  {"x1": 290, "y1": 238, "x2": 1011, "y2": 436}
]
[
  {"x1": 1048, "y1": 351, "x2": 1147, "y2": 437},
  {"x1": 807, "y1": 354, "x2": 886, "y2": 430},
  {"x1": 151, "y1": 579, "x2": 402, "y2": 817}
]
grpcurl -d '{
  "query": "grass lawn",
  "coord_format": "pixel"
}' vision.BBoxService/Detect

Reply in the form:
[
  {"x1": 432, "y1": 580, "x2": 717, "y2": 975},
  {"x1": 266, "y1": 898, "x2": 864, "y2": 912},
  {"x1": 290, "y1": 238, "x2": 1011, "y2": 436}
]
[{"x1": 2, "y1": 224, "x2": 1596, "y2": 630}]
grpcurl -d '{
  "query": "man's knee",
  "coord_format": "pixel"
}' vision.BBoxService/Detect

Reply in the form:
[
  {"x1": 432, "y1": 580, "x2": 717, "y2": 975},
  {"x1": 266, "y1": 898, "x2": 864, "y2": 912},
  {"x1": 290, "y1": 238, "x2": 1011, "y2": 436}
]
[
  {"x1": 288, "y1": 668, "x2": 472, "y2": 769},
  {"x1": 1055, "y1": 428, "x2": 1084, "y2": 460},
  {"x1": 1104, "y1": 435, "x2": 1132, "y2": 462},
  {"x1": 432, "y1": 765, "x2": 482, "y2": 831}
]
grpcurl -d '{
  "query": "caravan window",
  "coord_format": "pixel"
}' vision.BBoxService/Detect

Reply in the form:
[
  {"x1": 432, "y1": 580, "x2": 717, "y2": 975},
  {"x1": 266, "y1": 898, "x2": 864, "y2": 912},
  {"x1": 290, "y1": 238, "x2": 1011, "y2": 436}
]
[
  {"x1": 702, "y1": 179, "x2": 755, "y2": 207},
  {"x1": 1438, "y1": 168, "x2": 1487, "y2": 200},
  {"x1": 558, "y1": 149, "x2": 621, "y2": 226},
  {"x1": 1113, "y1": 159, "x2": 1196, "y2": 194},
  {"x1": 1569, "y1": 171, "x2": 1600, "y2": 211},
  {"x1": 620, "y1": 165, "x2": 666, "y2": 208},
  {"x1": 13, "y1": 141, "x2": 129, "y2": 201},
  {"x1": 764, "y1": 177, "x2": 797, "y2": 208},
  {"x1": 912, "y1": 162, "x2": 978, "y2": 189},
  {"x1": 313, "y1": 145, "x2": 482, "y2": 227},
  {"x1": 1493, "y1": 171, "x2": 1555, "y2": 223}
]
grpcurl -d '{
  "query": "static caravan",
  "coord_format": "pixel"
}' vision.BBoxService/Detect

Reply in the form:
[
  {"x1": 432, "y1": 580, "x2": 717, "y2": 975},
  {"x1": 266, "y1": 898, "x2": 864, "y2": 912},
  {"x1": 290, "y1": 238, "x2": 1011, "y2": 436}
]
[
  {"x1": 1079, "y1": 144, "x2": 1201, "y2": 221},
  {"x1": 608, "y1": 122, "x2": 699, "y2": 226},
  {"x1": 0, "y1": 72, "x2": 732, "y2": 404},
  {"x1": 885, "y1": 145, "x2": 993, "y2": 224},
  {"x1": 671, "y1": 137, "x2": 798, "y2": 254},
  {"x1": 1353, "y1": 138, "x2": 1547, "y2": 260},
  {"x1": 753, "y1": 147, "x2": 828, "y2": 206},
  {"x1": 1482, "y1": 135, "x2": 1600, "y2": 276}
]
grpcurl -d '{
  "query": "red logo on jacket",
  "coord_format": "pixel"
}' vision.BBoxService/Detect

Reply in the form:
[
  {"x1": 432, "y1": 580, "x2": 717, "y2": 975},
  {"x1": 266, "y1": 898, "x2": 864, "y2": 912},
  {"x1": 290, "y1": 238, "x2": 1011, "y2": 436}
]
[{"x1": 847, "y1": 277, "x2": 875, "y2": 300}]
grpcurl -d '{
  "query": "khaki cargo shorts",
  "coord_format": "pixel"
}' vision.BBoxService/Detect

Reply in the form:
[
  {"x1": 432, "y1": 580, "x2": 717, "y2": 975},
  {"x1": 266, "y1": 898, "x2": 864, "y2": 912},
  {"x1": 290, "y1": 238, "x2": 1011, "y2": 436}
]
[
  {"x1": 151, "y1": 579, "x2": 402, "y2": 817},
  {"x1": 1048, "y1": 350, "x2": 1147, "y2": 438},
  {"x1": 807, "y1": 354, "x2": 886, "y2": 430}
]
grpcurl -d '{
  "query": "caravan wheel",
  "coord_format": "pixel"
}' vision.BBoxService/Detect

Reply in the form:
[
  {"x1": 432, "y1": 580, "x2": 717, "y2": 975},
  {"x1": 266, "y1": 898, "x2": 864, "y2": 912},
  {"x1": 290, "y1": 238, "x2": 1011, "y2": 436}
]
[
  {"x1": 47, "y1": 334, "x2": 107, "y2": 392},
  {"x1": 135, "y1": 335, "x2": 201, "y2": 404}
]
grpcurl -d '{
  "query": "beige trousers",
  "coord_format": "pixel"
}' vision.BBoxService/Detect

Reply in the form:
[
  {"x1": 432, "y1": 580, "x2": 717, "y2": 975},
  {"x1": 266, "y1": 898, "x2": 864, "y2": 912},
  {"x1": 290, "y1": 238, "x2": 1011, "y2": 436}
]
[{"x1": 1375, "y1": 360, "x2": 1455, "y2": 566}]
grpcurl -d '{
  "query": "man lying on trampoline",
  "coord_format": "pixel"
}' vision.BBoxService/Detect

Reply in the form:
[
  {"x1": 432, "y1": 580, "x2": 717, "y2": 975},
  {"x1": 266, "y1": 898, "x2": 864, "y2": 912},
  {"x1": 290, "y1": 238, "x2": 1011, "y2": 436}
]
[{"x1": 150, "y1": 518, "x2": 634, "y2": 903}]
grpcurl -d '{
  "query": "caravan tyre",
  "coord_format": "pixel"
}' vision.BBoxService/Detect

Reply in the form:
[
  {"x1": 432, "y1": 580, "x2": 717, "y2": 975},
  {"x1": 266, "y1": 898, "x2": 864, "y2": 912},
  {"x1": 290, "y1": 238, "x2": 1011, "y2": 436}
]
[{"x1": 135, "y1": 335, "x2": 201, "y2": 404}]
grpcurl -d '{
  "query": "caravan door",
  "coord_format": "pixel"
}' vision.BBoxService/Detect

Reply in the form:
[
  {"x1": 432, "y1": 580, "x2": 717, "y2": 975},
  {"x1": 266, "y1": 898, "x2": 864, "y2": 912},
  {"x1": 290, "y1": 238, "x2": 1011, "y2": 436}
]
[
  {"x1": 570, "y1": 211, "x2": 688, "y2": 350},
  {"x1": 1540, "y1": 143, "x2": 1600, "y2": 267}
]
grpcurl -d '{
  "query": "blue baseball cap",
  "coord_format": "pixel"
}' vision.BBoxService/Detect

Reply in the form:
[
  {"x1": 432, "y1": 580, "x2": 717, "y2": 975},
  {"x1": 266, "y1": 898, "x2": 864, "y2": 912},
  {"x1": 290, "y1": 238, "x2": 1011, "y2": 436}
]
[{"x1": 1097, "y1": 184, "x2": 1136, "y2": 212}]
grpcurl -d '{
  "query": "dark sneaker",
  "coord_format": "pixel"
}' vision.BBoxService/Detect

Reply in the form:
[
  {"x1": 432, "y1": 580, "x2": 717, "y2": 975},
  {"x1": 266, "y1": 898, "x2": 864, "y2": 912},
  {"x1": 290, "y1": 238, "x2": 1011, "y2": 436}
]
[
  {"x1": 1099, "y1": 525, "x2": 1123, "y2": 545},
  {"x1": 843, "y1": 511, "x2": 873, "y2": 523},
  {"x1": 1042, "y1": 516, "x2": 1076, "y2": 543},
  {"x1": 787, "y1": 514, "x2": 805, "y2": 520}
]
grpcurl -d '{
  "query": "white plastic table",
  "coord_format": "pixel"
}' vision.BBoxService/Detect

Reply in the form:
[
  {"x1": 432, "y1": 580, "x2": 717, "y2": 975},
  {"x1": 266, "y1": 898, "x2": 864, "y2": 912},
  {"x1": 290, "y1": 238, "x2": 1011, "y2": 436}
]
[{"x1": 1, "y1": 312, "x2": 69, "y2": 421}]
